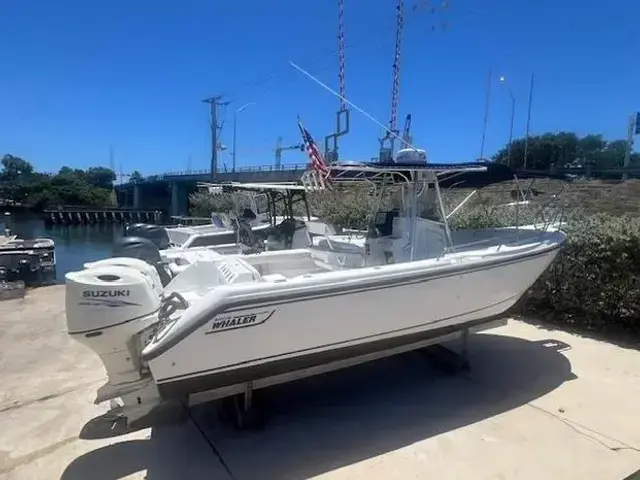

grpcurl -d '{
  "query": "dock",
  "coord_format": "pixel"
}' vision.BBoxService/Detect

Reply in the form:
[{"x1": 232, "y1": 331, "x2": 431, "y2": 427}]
[
  {"x1": 1, "y1": 286, "x2": 639, "y2": 479},
  {"x1": 43, "y1": 207, "x2": 163, "y2": 225}
]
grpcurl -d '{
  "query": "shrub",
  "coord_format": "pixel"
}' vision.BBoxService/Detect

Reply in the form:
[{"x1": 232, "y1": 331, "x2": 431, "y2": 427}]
[
  {"x1": 311, "y1": 191, "x2": 640, "y2": 338},
  {"x1": 524, "y1": 213, "x2": 640, "y2": 336},
  {"x1": 455, "y1": 207, "x2": 640, "y2": 338},
  {"x1": 307, "y1": 187, "x2": 380, "y2": 231},
  {"x1": 189, "y1": 192, "x2": 236, "y2": 218}
]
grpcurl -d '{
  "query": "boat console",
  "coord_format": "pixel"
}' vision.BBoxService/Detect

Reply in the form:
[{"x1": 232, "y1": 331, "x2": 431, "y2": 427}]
[{"x1": 305, "y1": 209, "x2": 448, "y2": 269}]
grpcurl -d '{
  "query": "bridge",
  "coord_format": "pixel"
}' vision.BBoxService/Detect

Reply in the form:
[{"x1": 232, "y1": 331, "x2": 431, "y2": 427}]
[
  {"x1": 115, "y1": 162, "x2": 640, "y2": 217},
  {"x1": 115, "y1": 163, "x2": 309, "y2": 217}
]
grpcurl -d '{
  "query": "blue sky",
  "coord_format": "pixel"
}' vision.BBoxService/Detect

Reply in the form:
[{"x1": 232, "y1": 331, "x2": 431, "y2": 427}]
[{"x1": 1, "y1": 0, "x2": 639, "y2": 175}]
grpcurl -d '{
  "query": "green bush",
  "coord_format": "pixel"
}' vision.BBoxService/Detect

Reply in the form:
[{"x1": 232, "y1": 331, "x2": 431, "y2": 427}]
[
  {"x1": 189, "y1": 192, "x2": 236, "y2": 218},
  {"x1": 524, "y1": 213, "x2": 640, "y2": 336},
  {"x1": 307, "y1": 187, "x2": 380, "y2": 231},
  {"x1": 309, "y1": 193, "x2": 640, "y2": 338},
  {"x1": 454, "y1": 207, "x2": 640, "y2": 338}
]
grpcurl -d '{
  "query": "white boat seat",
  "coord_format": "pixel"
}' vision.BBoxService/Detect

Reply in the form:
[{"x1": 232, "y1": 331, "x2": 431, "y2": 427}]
[
  {"x1": 261, "y1": 273, "x2": 288, "y2": 283},
  {"x1": 311, "y1": 235, "x2": 365, "y2": 253}
]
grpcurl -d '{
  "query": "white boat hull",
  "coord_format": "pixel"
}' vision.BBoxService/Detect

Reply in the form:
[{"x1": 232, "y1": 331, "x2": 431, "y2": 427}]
[{"x1": 147, "y1": 241, "x2": 561, "y2": 397}]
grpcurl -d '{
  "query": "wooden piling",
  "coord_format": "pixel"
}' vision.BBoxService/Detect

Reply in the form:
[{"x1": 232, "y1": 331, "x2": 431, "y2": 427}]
[{"x1": 43, "y1": 207, "x2": 163, "y2": 225}]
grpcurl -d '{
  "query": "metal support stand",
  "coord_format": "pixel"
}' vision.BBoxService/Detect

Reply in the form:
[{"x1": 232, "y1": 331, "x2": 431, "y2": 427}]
[
  {"x1": 225, "y1": 381, "x2": 266, "y2": 431},
  {"x1": 459, "y1": 328, "x2": 470, "y2": 371},
  {"x1": 243, "y1": 381, "x2": 253, "y2": 413},
  {"x1": 422, "y1": 328, "x2": 471, "y2": 375}
]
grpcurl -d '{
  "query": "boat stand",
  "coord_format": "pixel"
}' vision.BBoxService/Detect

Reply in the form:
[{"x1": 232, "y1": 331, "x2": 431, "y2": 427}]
[
  {"x1": 219, "y1": 381, "x2": 267, "y2": 430},
  {"x1": 192, "y1": 320, "x2": 507, "y2": 431},
  {"x1": 422, "y1": 328, "x2": 471, "y2": 375}
]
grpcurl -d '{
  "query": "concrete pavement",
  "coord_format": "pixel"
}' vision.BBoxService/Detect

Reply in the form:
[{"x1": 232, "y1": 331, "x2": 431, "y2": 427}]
[{"x1": 0, "y1": 285, "x2": 639, "y2": 479}]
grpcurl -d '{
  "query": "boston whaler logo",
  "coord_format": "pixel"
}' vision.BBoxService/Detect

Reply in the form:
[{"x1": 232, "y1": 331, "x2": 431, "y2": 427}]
[
  {"x1": 207, "y1": 309, "x2": 275, "y2": 334},
  {"x1": 79, "y1": 289, "x2": 141, "y2": 308}
]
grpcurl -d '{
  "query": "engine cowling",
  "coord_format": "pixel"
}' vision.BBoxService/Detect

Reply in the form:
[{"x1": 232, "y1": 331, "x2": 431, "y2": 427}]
[
  {"x1": 65, "y1": 265, "x2": 160, "y2": 334},
  {"x1": 83, "y1": 257, "x2": 163, "y2": 296}
]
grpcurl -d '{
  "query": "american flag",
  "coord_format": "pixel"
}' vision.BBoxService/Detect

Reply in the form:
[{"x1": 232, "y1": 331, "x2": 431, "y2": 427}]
[{"x1": 297, "y1": 119, "x2": 331, "y2": 179}]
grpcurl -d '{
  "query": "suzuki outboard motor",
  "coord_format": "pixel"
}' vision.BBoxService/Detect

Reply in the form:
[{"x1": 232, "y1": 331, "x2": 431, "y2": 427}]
[
  {"x1": 124, "y1": 223, "x2": 171, "y2": 251},
  {"x1": 112, "y1": 236, "x2": 172, "y2": 287},
  {"x1": 65, "y1": 265, "x2": 162, "y2": 411},
  {"x1": 84, "y1": 257, "x2": 163, "y2": 296},
  {"x1": 124, "y1": 223, "x2": 148, "y2": 237}
]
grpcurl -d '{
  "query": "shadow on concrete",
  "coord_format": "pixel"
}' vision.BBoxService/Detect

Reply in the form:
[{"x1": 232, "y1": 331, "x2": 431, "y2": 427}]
[
  {"x1": 516, "y1": 314, "x2": 640, "y2": 351},
  {"x1": 61, "y1": 333, "x2": 576, "y2": 480},
  {"x1": 79, "y1": 402, "x2": 188, "y2": 440}
]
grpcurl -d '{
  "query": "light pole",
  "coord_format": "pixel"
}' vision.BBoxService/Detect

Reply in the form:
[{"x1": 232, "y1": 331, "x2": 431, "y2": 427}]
[
  {"x1": 499, "y1": 76, "x2": 516, "y2": 167},
  {"x1": 232, "y1": 102, "x2": 256, "y2": 172},
  {"x1": 523, "y1": 73, "x2": 535, "y2": 169},
  {"x1": 479, "y1": 68, "x2": 492, "y2": 161}
]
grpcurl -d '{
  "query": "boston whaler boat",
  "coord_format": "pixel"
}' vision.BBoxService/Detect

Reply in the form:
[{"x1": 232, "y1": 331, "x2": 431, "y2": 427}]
[{"x1": 64, "y1": 146, "x2": 568, "y2": 429}]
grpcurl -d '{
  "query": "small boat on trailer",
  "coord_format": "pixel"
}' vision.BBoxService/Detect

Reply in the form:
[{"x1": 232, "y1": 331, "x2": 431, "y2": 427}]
[{"x1": 63, "y1": 159, "x2": 568, "y2": 430}]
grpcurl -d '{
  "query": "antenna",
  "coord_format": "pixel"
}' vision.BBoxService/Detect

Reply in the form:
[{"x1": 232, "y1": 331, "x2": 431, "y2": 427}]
[
  {"x1": 379, "y1": 0, "x2": 405, "y2": 163},
  {"x1": 290, "y1": 61, "x2": 420, "y2": 154},
  {"x1": 402, "y1": 113, "x2": 413, "y2": 145},
  {"x1": 324, "y1": 0, "x2": 350, "y2": 163}
]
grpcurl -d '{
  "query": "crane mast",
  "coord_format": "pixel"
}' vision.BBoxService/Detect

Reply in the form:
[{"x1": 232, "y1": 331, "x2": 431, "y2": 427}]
[
  {"x1": 378, "y1": 0, "x2": 404, "y2": 163},
  {"x1": 324, "y1": 0, "x2": 350, "y2": 163}
]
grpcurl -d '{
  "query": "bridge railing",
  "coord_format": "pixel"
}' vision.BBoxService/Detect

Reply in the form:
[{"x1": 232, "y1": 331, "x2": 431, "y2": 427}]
[{"x1": 146, "y1": 163, "x2": 309, "y2": 181}]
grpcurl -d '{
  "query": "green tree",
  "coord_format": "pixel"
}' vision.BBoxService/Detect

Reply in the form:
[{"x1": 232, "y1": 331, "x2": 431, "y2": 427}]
[
  {"x1": 84, "y1": 166, "x2": 116, "y2": 189},
  {"x1": 1, "y1": 154, "x2": 35, "y2": 180},
  {"x1": 0, "y1": 154, "x2": 118, "y2": 209},
  {"x1": 493, "y1": 132, "x2": 640, "y2": 171},
  {"x1": 129, "y1": 170, "x2": 144, "y2": 183}
]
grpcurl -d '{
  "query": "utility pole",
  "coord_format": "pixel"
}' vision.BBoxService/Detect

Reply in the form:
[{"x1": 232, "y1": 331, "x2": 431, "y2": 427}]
[
  {"x1": 623, "y1": 112, "x2": 639, "y2": 181},
  {"x1": 202, "y1": 95, "x2": 229, "y2": 181}
]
